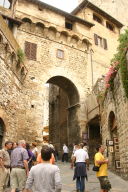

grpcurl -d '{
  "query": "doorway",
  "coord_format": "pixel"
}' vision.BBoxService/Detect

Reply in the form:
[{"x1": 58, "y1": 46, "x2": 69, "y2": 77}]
[
  {"x1": 88, "y1": 115, "x2": 101, "y2": 161},
  {"x1": 46, "y1": 76, "x2": 80, "y2": 151},
  {"x1": 108, "y1": 111, "x2": 120, "y2": 171}
]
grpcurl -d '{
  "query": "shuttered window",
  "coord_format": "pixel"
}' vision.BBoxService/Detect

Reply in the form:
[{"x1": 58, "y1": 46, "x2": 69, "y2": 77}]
[
  {"x1": 25, "y1": 41, "x2": 37, "y2": 61},
  {"x1": 94, "y1": 34, "x2": 98, "y2": 45},
  {"x1": 103, "y1": 38, "x2": 108, "y2": 50},
  {"x1": 94, "y1": 34, "x2": 108, "y2": 50}
]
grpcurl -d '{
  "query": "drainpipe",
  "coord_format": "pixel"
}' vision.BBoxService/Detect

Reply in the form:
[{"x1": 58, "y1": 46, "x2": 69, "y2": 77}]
[{"x1": 90, "y1": 48, "x2": 94, "y2": 87}]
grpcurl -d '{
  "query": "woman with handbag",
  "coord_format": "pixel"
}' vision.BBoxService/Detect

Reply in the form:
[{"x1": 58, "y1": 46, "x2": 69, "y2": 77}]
[{"x1": 94, "y1": 144, "x2": 111, "y2": 192}]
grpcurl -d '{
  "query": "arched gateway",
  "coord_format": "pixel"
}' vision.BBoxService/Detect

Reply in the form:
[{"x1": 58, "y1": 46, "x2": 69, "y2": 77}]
[{"x1": 47, "y1": 76, "x2": 80, "y2": 150}]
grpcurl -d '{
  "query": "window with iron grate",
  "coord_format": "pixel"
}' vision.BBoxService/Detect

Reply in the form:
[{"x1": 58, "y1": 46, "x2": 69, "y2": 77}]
[
  {"x1": 56, "y1": 49, "x2": 64, "y2": 59},
  {"x1": 25, "y1": 41, "x2": 37, "y2": 61}
]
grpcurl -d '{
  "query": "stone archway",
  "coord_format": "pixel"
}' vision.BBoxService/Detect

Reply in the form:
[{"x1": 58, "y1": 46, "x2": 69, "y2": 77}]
[
  {"x1": 47, "y1": 76, "x2": 80, "y2": 150},
  {"x1": 0, "y1": 118, "x2": 5, "y2": 149}
]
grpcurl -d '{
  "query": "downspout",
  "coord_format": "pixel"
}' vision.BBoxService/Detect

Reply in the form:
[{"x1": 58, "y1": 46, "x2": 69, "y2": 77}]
[{"x1": 90, "y1": 48, "x2": 94, "y2": 87}]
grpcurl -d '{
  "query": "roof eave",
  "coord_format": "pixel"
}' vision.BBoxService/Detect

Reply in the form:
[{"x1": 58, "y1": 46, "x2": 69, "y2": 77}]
[
  {"x1": 71, "y1": 0, "x2": 123, "y2": 28},
  {"x1": 26, "y1": 0, "x2": 94, "y2": 28}
]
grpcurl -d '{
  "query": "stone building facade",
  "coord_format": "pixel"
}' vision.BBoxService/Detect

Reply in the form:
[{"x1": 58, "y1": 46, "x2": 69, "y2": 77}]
[
  {"x1": 0, "y1": 0, "x2": 123, "y2": 149},
  {"x1": 0, "y1": 14, "x2": 27, "y2": 146},
  {"x1": 101, "y1": 73, "x2": 128, "y2": 180},
  {"x1": 78, "y1": 0, "x2": 128, "y2": 30},
  {"x1": 88, "y1": 70, "x2": 128, "y2": 180}
]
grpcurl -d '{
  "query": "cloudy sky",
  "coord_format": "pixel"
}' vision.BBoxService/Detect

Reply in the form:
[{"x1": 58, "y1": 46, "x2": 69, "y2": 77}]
[
  {"x1": 0, "y1": 0, "x2": 79, "y2": 12},
  {"x1": 40, "y1": 0, "x2": 78, "y2": 12}
]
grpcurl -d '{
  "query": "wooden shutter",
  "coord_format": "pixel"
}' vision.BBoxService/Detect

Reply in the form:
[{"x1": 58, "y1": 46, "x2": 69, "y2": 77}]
[
  {"x1": 25, "y1": 41, "x2": 37, "y2": 60},
  {"x1": 30, "y1": 43, "x2": 37, "y2": 60},
  {"x1": 103, "y1": 38, "x2": 108, "y2": 50},
  {"x1": 94, "y1": 34, "x2": 98, "y2": 45},
  {"x1": 25, "y1": 41, "x2": 31, "y2": 59}
]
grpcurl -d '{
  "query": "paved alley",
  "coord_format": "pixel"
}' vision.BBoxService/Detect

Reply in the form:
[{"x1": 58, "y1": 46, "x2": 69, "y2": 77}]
[{"x1": 58, "y1": 162, "x2": 128, "y2": 192}]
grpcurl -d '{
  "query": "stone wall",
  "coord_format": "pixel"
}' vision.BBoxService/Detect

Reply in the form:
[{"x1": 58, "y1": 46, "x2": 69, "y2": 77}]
[
  {"x1": 73, "y1": 3, "x2": 121, "y2": 87},
  {"x1": 0, "y1": 0, "x2": 123, "y2": 147},
  {"x1": 12, "y1": 2, "x2": 91, "y2": 143},
  {"x1": 78, "y1": 0, "x2": 128, "y2": 29},
  {"x1": 97, "y1": 72, "x2": 128, "y2": 179},
  {"x1": 0, "y1": 15, "x2": 27, "y2": 145},
  {"x1": 49, "y1": 85, "x2": 68, "y2": 150}
]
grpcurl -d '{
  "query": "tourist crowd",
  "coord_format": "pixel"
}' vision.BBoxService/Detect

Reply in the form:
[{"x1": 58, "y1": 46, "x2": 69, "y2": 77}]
[{"x1": 0, "y1": 140, "x2": 111, "y2": 192}]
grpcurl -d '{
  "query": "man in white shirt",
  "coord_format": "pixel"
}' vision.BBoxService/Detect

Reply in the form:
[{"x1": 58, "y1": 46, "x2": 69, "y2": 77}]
[
  {"x1": 62, "y1": 144, "x2": 69, "y2": 162},
  {"x1": 71, "y1": 143, "x2": 89, "y2": 192}
]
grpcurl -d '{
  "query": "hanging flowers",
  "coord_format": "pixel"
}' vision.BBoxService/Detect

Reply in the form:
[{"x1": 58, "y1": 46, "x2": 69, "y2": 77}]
[{"x1": 105, "y1": 62, "x2": 119, "y2": 89}]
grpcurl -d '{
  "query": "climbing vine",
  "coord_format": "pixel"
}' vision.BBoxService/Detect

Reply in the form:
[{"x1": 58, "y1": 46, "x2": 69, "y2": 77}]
[
  {"x1": 17, "y1": 48, "x2": 25, "y2": 63},
  {"x1": 105, "y1": 29, "x2": 128, "y2": 97}
]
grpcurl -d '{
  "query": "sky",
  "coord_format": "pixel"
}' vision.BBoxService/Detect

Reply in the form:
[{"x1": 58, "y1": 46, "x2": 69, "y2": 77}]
[
  {"x1": 0, "y1": 0, "x2": 78, "y2": 12},
  {"x1": 40, "y1": 0, "x2": 78, "y2": 12}
]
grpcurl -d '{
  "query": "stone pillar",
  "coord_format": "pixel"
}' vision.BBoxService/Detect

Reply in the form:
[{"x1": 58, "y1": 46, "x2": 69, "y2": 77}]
[
  {"x1": 67, "y1": 104, "x2": 80, "y2": 146},
  {"x1": 67, "y1": 36, "x2": 71, "y2": 44},
  {"x1": 56, "y1": 31, "x2": 60, "y2": 40},
  {"x1": 44, "y1": 27, "x2": 48, "y2": 38}
]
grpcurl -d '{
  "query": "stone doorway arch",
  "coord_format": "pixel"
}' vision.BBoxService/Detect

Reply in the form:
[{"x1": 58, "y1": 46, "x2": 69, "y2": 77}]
[
  {"x1": 0, "y1": 118, "x2": 5, "y2": 149},
  {"x1": 108, "y1": 111, "x2": 120, "y2": 171},
  {"x1": 46, "y1": 76, "x2": 80, "y2": 150}
]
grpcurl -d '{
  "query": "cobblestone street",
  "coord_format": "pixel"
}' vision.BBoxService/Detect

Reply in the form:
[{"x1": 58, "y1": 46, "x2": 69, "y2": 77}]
[{"x1": 58, "y1": 162, "x2": 128, "y2": 192}]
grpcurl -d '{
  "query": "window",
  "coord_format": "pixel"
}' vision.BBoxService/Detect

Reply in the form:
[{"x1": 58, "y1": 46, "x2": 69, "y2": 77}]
[
  {"x1": 93, "y1": 14, "x2": 102, "y2": 24},
  {"x1": 94, "y1": 34, "x2": 107, "y2": 50},
  {"x1": 56, "y1": 49, "x2": 64, "y2": 59},
  {"x1": 65, "y1": 21, "x2": 73, "y2": 30},
  {"x1": 25, "y1": 41, "x2": 37, "y2": 61},
  {"x1": 97, "y1": 36, "x2": 103, "y2": 47},
  {"x1": 0, "y1": 0, "x2": 11, "y2": 9},
  {"x1": 106, "y1": 22, "x2": 114, "y2": 31}
]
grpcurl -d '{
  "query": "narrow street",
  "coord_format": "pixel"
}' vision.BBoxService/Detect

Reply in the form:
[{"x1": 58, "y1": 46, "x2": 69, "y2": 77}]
[{"x1": 58, "y1": 162, "x2": 128, "y2": 192}]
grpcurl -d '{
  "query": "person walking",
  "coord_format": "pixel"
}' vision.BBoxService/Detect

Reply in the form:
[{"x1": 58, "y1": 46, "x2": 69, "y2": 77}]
[
  {"x1": 62, "y1": 144, "x2": 69, "y2": 162},
  {"x1": 10, "y1": 140, "x2": 29, "y2": 192},
  {"x1": 94, "y1": 144, "x2": 111, "y2": 192},
  {"x1": 31, "y1": 142, "x2": 38, "y2": 160},
  {"x1": 25, "y1": 145, "x2": 62, "y2": 192},
  {"x1": 0, "y1": 141, "x2": 12, "y2": 192},
  {"x1": 26, "y1": 143, "x2": 34, "y2": 170},
  {"x1": 71, "y1": 143, "x2": 89, "y2": 192},
  {"x1": 36, "y1": 147, "x2": 55, "y2": 165}
]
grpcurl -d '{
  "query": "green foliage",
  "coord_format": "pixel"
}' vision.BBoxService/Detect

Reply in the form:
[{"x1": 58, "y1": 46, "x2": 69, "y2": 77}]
[
  {"x1": 17, "y1": 48, "x2": 24, "y2": 63},
  {"x1": 111, "y1": 29, "x2": 128, "y2": 98}
]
